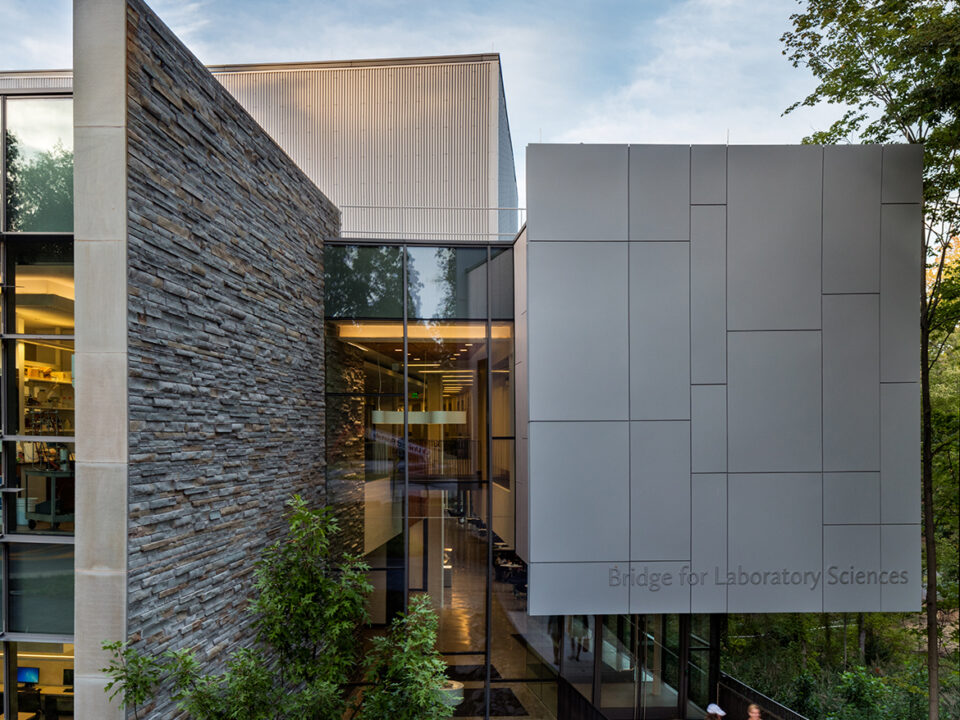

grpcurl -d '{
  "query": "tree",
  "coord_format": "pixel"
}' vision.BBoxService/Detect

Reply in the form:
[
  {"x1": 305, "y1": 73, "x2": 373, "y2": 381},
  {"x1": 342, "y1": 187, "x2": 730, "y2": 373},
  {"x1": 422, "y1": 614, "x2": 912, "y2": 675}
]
[
  {"x1": 4, "y1": 131, "x2": 73, "y2": 232},
  {"x1": 782, "y1": 3, "x2": 960, "y2": 717},
  {"x1": 357, "y1": 594, "x2": 452, "y2": 720},
  {"x1": 103, "y1": 497, "x2": 451, "y2": 720}
]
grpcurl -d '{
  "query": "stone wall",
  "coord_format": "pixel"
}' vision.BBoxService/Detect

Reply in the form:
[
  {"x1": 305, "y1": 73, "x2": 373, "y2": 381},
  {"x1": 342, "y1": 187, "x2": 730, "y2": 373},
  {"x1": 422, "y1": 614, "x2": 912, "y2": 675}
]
[{"x1": 124, "y1": 1, "x2": 337, "y2": 714}]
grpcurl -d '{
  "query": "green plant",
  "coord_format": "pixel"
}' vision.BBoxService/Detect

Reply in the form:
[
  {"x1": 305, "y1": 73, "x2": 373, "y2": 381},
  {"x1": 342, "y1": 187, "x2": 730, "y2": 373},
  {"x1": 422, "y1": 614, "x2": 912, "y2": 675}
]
[
  {"x1": 102, "y1": 496, "x2": 451, "y2": 720},
  {"x1": 357, "y1": 594, "x2": 450, "y2": 720}
]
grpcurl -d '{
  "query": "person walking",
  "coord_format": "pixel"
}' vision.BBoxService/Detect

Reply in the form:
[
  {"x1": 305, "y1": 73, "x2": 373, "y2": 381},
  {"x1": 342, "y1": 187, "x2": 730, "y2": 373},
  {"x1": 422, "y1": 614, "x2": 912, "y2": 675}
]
[{"x1": 746, "y1": 703, "x2": 762, "y2": 719}]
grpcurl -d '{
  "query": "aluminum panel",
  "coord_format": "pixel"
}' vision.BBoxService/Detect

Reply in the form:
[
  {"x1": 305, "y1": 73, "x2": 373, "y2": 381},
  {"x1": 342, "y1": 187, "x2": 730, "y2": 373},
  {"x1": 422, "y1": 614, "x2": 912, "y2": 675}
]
[
  {"x1": 727, "y1": 146, "x2": 822, "y2": 330},
  {"x1": 823, "y1": 473, "x2": 880, "y2": 525},
  {"x1": 629, "y1": 145, "x2": 690, "y2": 241},
  {"x1": 881, "y1": 204, "x2": 922, "y2": 382},
  {"x1": 691, "y1": 205, "x2": 726, "y2": 383},
  {"x1": 881, "y1": 144, "x2": 923, "y2": 204},
  {"x1": 526, "y1": 144, "x2": 629, "y2": 241},
  {"x1": 824, "y1": 525, "x2": 882, "y2": 611},
  {"x1": 529, "y1": 421, "x2": 630, "y2": 563},
  {"x1": 823, "y1": 146, "x2": 881, "y2": 293},
  {"x1": 880, "y1": 524, "x2": 921, "y2": 611},
  {"x1": 630, "y1": 422, "x2": 690, "y2": 562},
  {"x1": 728, "y1": 331, "x2": 822, "y2": 473},
  {"x1": 630, "y1": 243, "x2": 690, "y2": 420},
  {"x1": 528, "y1": 242, "x2": 629, "y2": 421},
  {"x1": 691, "y1": 145, "x2": 726, "y2": 205},
  {"x1": 529, "y1": 562, "x2": 631, "y2": 615},
  {"x1": 691, "y1": 474, "x2": 727, "y2": 613},
  {"x1": 628, "y1": 561, "x2": 692, "y2": 614},
  {"x1": 728, "y1": 474, "x2": 823, "y2": 612},
  {"x1": 692, "y1": 386, "x2": 726, "y2": 473},
  {"x1": 823, "y1": 294, "x2": 880, "y2": 471},
  {"x1": 881, "y1": 383, "x2": 921, "y2": 524}
]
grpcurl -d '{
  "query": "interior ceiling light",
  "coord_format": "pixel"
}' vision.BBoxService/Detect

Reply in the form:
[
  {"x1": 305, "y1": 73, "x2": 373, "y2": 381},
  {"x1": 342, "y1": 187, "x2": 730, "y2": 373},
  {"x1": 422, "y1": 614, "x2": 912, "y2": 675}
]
[{"x1": 337, "y1": 323, "x2": 511, "y2": 341}]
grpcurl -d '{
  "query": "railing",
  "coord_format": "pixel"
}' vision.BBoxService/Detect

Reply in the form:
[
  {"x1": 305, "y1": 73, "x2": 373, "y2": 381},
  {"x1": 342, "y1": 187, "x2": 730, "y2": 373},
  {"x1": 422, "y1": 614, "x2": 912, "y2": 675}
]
[
  {"x1": 718, "y1": 672, "x2": 810, "y2": 720},
  {"x1": 339, "y1": 204, "x2": 526, "y2": 242}
]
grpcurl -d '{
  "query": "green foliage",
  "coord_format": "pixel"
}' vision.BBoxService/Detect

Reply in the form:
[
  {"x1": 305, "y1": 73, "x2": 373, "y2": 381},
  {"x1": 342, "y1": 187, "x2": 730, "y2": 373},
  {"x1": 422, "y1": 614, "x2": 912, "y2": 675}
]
[
  {"x1": 250, "y1": 496, "x2": 371, "y2": 692},
  {"x1": 781, "y1": 3, "x2": 960, "y2": 716},
  {"x1": 358, "y1": 594, "x2": 451, "y2": 720},
  {"x1": 102, "y1": 640, "x2": 164, "y2": 720},
  {"x1": 102, "y1": 497, "x2": 450, "y2": 720}
]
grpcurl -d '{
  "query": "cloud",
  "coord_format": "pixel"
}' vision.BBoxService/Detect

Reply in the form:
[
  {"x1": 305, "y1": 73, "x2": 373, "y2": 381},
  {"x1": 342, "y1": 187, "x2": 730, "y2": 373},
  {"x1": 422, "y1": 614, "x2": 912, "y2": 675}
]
[
  {"x1": 0, "y1": 1, "x2": 71, "y2": 70},
  {"x1": 554, "y1": 0, "x2": 838, "y2": 147}
]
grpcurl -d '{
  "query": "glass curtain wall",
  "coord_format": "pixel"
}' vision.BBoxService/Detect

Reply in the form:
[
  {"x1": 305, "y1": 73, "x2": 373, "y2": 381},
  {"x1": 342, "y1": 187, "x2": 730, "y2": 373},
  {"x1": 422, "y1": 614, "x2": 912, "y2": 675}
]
[
  {"x1": 326, "y1": 243, "x2": 525, "y2": 720},
  {"x1": 0, "y1": 94, "x2": 76, "y2": 719}
]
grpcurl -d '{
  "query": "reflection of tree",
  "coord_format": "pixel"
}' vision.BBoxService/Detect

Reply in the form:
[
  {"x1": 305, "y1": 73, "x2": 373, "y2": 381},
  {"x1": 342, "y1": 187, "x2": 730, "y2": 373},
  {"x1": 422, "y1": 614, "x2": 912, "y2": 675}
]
[
  {"x1": 4, "y1": 130, "x2": 74, "y2": 232},
  {"x1": 325, "y1": 245, "x2": 407, "y2": 318},
  {"x1": 436, "y1": 247, "x2": 457, "y2": 318}
]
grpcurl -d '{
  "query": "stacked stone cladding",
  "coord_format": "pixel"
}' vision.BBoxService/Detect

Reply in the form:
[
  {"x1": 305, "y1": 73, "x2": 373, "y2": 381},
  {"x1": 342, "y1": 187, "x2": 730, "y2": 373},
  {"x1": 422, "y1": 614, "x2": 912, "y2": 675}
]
[{"x1": 124, "y1": 0, "x2": 338, "y2": 711}]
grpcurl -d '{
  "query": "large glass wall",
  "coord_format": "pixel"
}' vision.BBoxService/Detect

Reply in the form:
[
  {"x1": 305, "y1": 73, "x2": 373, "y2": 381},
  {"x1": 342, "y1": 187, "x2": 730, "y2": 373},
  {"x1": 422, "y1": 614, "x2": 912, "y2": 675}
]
[
  {"x1": 326, "y1": 242, "x2": 525, "y2": 719},
  {"x1": 0, "y1": 93, "x2": 76, "y2": 720}
]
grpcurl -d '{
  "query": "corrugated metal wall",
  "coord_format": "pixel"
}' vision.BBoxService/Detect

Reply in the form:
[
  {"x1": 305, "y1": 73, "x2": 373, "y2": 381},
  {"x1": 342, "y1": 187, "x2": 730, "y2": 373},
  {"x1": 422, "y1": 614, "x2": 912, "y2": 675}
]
[
  {"x1": 213, "y1": 60, "x2": 501, "y2": 241},
  {"x1": 0, "y1": 73, "x2": 73, "y2": 93}
]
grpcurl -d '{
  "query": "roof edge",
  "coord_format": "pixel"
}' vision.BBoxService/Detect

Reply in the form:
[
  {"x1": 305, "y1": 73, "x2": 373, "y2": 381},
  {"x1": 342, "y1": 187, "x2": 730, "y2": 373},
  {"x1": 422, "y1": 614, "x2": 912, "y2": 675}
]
[{"x1": 208, "y1": 53, "x2": 501, "y2": 73}]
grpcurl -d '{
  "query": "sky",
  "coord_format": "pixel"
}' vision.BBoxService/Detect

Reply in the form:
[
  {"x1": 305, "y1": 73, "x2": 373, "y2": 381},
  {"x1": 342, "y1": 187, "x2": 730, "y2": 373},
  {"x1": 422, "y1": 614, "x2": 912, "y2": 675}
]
[{"x1": 0, "y1": 0, "x2": 844, "y2": 202}]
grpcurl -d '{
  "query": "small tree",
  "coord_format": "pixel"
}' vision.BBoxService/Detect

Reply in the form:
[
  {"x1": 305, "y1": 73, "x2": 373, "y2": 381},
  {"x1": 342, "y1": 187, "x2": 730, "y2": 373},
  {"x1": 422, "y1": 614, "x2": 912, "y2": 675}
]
[
  {"x1": 103, "y1": 496, "x2": 451, "y2": 720},
  {"x1": 357, "y1": 594, "x2": 451, "y2": 720}
]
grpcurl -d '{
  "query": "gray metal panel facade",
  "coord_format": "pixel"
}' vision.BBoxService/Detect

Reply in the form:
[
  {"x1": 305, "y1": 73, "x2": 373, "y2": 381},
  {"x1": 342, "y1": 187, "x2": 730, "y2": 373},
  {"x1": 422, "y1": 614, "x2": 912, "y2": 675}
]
[
  {"x1": 212, "y1": 57, "x2": 515, "y2": 241},
  {"x1": 524, "y1": 143, "x2": 922, "y2": 615}
]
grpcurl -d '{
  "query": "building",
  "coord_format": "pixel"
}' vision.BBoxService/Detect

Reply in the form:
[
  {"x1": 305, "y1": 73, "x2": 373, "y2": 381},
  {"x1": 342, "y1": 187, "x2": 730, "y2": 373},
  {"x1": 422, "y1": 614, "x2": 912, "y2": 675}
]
[{"x1": 0, "y1": 0, "x2": 920, "y2": 719}]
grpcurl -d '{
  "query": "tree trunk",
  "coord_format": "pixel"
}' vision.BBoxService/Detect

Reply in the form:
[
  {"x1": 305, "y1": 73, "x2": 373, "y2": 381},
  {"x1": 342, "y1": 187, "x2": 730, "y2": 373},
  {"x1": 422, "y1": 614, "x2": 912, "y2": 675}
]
[
  {"x1": 921, "y1": 283, "x2": 940, "y2": 720},
  {"x1": 857, "y1": 612, "x2": 865, "y2": 665},
  {"x1": 842, "y1": 613, "x2": 848, "y2": 669}
]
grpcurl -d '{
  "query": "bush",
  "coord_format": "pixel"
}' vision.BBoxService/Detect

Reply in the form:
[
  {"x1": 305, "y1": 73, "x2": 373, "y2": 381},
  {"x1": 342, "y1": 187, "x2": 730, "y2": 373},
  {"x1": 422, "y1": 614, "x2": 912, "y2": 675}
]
[{"x1": 103, "y1": 496, "x2": 451, "y2": 720}]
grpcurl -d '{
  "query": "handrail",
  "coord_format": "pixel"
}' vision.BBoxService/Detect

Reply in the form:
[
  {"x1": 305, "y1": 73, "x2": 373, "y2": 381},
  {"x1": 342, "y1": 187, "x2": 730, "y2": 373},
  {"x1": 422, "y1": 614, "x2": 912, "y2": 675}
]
[{"x1": 718, "y1": 672, "x2": 810, "y2": 720}]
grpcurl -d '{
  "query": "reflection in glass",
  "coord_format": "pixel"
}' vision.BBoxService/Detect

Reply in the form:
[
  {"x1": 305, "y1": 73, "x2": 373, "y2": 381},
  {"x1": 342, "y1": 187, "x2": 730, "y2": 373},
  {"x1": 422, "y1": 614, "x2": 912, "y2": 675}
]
[
  {"x1": 8, "y1": 543, "x2": 75, "y2": 634},
  {"x1": 4, "y1": 97, "x2": 74, "y2": 232},
  {"x1": 11, "y1": 339, "x2": 74, "y2": 436},
  {"x1": 324, "y1": 320, "x2": 405, "y2": 622},
  {"x1": 3, "y1": 441, "x2": 76, "y2": 535},
  {"x1": 600, "y1": 615, "x2": 639, "y2": 715},
  {"x1": 406, "y1": 246, "x2": 488, "y2": 319},
  {"x1": 562, "y1": 614, "x2": 596, "y2": 700},
  {"x1": 491, "y1": 326, "x2": 514, "y2": 438},
  {"x1": 490, "y1": 247, "x2": 514, "y2": 319},
  {"x1": 7, "y1": 239, "x2": 75, "y2": 334},
  {"x1": 324, "y1": 245, "x2": 403, "y2": 318},
  {"x1": 641, "y1": 614, "x2": 682, "y2": 713}
]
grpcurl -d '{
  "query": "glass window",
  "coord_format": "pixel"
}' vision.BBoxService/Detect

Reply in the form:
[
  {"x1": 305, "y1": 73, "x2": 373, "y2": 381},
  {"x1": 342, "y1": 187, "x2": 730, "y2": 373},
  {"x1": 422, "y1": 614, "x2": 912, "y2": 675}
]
[
  {"x1": 8, "y1": 339, "x2": 75, "y2": 436},
  {"x1": 324, "y1": 245, "x2": 403, "y2": 318},
  {"x1": 1, "y1": 441, "x2": 75, "y2": 536},
  {"x1": 4, "y1": 97, "x2": 74, "y2": 232},
  {"x1": 490, "y1": 247, "x2": 514, "y2": 320},
  {"x1": 406, "y1": 247, "x2": 488, "y2": 319},
  {"x1": 325, "y1": 319, "x2": 404, "y2": 394},
  {"x1": 8, "y1": 543, "x2": 75, "y2": 634},
  {"x1": 561, "y1": 614, "x2": 595, "y2": 699},
  {"x1": 5, "y1": 238, "x2": 74, "y2": 334},
  {"x1": 0, "y1": 642, "x2": 75, "y2": 716}
]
